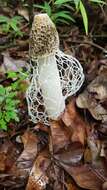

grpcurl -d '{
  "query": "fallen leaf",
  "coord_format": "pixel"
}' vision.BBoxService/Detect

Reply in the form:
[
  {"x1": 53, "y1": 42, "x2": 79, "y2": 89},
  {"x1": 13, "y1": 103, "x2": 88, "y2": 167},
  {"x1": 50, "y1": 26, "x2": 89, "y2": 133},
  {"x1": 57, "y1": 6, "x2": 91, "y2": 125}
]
[
  {"x1": 62, "y1": 100, "x2": 86, "y2": 145},
  {"x1": 10, "y1": 130, "x2": 39, "y2": 178},
  {"x1": 0, "y1": 139, "x2": 19, "y2": 172},
  {"x1": 85, "y1": 126, "x2": 101, "y2": 164},
  {"x1": 54, "y1": 142, "x2": 84, "y2": 165},
  {"x1": 18, "y1": 8, "x2": 29, "y2": 21},
  {"x1": 59, "y1": 163, "x2": 106, "y2": 190},
  {"x1": 0, "y1": 153, "x2": 7, "y2": 172},
  {"x1": 76, "y1": 72, "x2": 107, "y2": 122},
  {"x1": 50, "y1": 120, "x2": 70, "y2": 154},
  {"x1": 34, "y1": 123, "x2": 49, "y2": 134},
  {"x1": 84, "y1": 147, "x2": 92, "y2": 163},
  {"x1": 66, "y1": 182, "x2": 79, "y2": 190},
  {"x1": 98, "y1": 121, "x2": 107, "y2": 135},
  {"x1": 46, "y1": 161, "x2": 65, "y2": 190},
  {"x1": 1, "y1": 52, "x2": 28, "y2": 73},
  {"x1": 26, "y1": 150, "x2": 50, "y2": 190},
  {"x1": 0, "y1": 131, "x2": 8, "y2": 138}
]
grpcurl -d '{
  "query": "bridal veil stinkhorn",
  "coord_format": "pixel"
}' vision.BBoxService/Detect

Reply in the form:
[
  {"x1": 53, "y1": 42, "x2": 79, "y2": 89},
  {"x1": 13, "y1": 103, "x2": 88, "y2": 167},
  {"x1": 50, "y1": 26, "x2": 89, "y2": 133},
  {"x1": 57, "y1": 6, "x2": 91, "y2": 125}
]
[{"x1": 26, "y1": 13, "x2": 84, "y2": 125}]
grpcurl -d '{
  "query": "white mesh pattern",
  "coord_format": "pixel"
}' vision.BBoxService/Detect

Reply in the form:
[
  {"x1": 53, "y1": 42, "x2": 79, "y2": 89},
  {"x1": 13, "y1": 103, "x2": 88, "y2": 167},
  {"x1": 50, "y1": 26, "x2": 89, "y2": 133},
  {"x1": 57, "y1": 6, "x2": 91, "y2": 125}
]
[
  {"x1": 26, "y1": 60, "x2": 49, "y2": 125},
  {"x1": 26, "y1": 50, "x2": 84, "y2": 125},
  {"x1": 56, "y1": 51, "x2": 84, "y2": 98}
]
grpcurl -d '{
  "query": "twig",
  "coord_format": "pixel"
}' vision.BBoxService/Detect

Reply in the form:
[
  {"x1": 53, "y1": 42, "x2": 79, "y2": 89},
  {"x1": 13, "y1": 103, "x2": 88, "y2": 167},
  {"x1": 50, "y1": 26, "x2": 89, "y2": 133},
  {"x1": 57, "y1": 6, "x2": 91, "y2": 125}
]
[
  {"x1": 60, "y1": 34, "x2": 107, "y2": 38},
  {"x1": 60, "y1": 34, "x2": 107, "y2": 53},
  {"x1": 0, "y1": 39, "x2": 29, "y2": 52},
  {"x1": 71, "y1": 40, "x2": 107, "y2": 53},
  {"x1": 0, "y1": 43, "x2": 18, "y2": 51}
]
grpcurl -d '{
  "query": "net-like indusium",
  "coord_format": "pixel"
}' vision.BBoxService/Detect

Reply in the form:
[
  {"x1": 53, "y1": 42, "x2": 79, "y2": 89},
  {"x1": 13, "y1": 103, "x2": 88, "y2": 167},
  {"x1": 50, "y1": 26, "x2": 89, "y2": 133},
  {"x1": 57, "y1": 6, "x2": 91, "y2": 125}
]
[
  {"x1": 26, "y1": 13, "x2": 84, "y2": 125},
  {"x1": 26, "y1": 50, "x2": 84, "y2": 125}
]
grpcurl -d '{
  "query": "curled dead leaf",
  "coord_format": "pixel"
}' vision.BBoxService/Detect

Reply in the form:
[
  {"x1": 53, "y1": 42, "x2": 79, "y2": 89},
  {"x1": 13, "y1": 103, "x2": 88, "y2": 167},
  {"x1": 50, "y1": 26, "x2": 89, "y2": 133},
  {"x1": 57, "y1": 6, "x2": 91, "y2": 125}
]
[
  {"x1": 26, "y1": 150, "x2": 50, "y2": 190},
  {"x1": 76, "y1": 73, "x2": 107, "y2": 122}
]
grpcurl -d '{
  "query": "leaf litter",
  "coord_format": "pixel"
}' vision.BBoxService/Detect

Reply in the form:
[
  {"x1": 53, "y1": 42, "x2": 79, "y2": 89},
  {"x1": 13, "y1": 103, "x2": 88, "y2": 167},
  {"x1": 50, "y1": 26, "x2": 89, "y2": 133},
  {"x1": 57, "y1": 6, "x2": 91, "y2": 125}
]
[{"x1": 0, "y1": 5, "x2": 107, "y2": 190}]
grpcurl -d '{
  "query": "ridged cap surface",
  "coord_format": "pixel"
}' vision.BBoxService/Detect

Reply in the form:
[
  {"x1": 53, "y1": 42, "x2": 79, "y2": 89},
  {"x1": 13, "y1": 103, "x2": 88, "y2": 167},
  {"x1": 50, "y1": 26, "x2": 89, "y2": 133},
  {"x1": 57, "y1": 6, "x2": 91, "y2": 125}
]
[{"x1": 29, "y1": 14, "x2": 59, "y2": 59}]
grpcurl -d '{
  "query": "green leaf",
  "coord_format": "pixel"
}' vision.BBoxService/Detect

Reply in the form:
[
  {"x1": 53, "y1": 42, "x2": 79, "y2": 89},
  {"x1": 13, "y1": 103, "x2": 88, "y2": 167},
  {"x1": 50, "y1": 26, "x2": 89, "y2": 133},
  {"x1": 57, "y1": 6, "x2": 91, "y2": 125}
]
[
  {"x1": 14, "y1": 30, "x2": 24, "y2": 37},
  {"x1": 5, "y1": 98, "x2": 17, "y2": 107},
  {"x1": 12, "y1": 16, "x2": 23, "y2": 22},
  {"x1": 79, "y1": 0, "x2": 88, "y2": 35},
  {"x1": 0, "y1": 15, "x2": 22, "y2": 34},
  {"x1": 5, "y1": 111, "x2": 14, "y2": 120},
  {"x1": 0, "y1": 96, "x2": 5, "y2": 104},
  {"x1": 0, "y1": 112, "x2": 2, "y2": 119},
  {"x1": 0, "y1": 119, "x2": 7, "y2": 130},
  {"x1": 5, "y1": 86, "x2": 12, "y2": 93},
  {"x1": 7, "y1": 92, "x2": 17, "y2": 99},
  {"x1": 10, "y1": 20, "x2": 19, "y2": 32},
  {"x1": 14, "y1": 99, "x2": 20, "y2": 104},
  {"x1": 5, "y1": 89, "x2": 12, "y2": 96},
  {"x1": 34, "y1": 2, "x2": 51, "y2": 16},
  {"x1": 5, "y1": 98, "x2": 12, "y2": 104},
  {"x1": 44, "y1": 2, "x2": 51, "y2": 16},
  {"x1": 11, "y1": 81, "x2": 19, "y2": 90},
  {"x1": 14, "y1": 115, "x2": 20, "y2": 122},
  {"x1": 0, "y1": 15, "x2": 9, "y2": 23},
  {"x1": 7, "y1": 71, "x2": 18, "y2": 78},
  {"x1": 8, "y1": 111, "x2": 19, "y2": 122},
  {"x1": 52, "y1": 11, "x2": 75, "y2": 22},
  {"x1": 54, "y1": 0, "x2": 71, "y2": 5},
  {"x1": 0, "y1": 85, "x2": 5, "y2": 95},
  {"x1": 33, "y1": 4, "x2": 46, "y2": 9},
  {"x1": 8, "y1": 16, "x2": 22, "y2": 32},
  {"x1": 6, "y1": 101, "x2": 16, "y2": 108},
  {"x1": 54, "y1": 18, "x2": 70, "y2": 24},
  {"x1": 5, "y1": 105, "x2": 14, "y2": 111},
  {"x1": 90, "y1": 0, "x2": 106, "y2": 4},
  {"x1": 2, "y1": 23, "x2": 10, "y2": 32},
  {"x1": 74, "y1": 0, "x2": 80, "y2": 9},
  {"x1": 5, "y1": 113, "x2": 11, "y2": 122}
]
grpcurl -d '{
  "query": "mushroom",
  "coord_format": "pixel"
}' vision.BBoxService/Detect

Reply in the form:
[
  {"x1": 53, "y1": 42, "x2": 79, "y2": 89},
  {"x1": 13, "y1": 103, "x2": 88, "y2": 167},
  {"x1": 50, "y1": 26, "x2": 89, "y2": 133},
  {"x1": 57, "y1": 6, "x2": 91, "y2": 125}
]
[{"x1": 26, "y1": 14, "x2": 84, "y2": 125}]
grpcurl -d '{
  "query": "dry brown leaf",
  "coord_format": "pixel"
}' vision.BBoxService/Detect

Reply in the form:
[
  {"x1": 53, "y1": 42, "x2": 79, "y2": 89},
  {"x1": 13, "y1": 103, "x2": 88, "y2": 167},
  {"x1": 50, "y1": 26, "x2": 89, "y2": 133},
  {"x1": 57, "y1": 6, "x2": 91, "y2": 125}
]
[
  {"x1": 62, "y1": 100, "x2": 86, "y2": 145},
  {"x1": 87, "y1": 129, "x2": 101, "y2": 163},
  {"x1": 0, "y1": 131, "x2": 8, "y2": 138},
  {"x1": 26, "y1": 150, "x2": 50, "y2": 190},
  {"x1": 0, "y1": 153, "x2": 7, "y2": 172},
  {"x1": 1, "y1": 52, "x2": 28, "y2": 73},
  {"x1": 66, "y1": 182, "x2": 79, "y2": 190},
  {"x1": 0, "y1": 139, "x2": 19, "y2": 172},
  {"x1": 76, "y1": 73, "x2": 107, "y2": 122},
  {"x1": 34, "y1": 123, "x2": 49, "y2": 133},
  {"x1": 50, "y1": 120, "x2": 71, "y2": 153},
  {"x1": 18, "y1": 8, "x2": 29, "y2": 21},
  {"x1": 10, "y1": 130, "x2": 39, "y2": 178},
  {"x1": 98, "y1": 121, "x2": 107, "y2": 135},
  {"x1": 65, "y1": 175, "x2": 81, "y2": 190},
  {"x1": 84, "y1": 148, "x2": 92, "y2": 163},
  {"x1": 47, "y1": 161, "x2": 65, "y2": 190},
  {"x1": 59, "y1": 163, "x2": 105, "y2": 190},
  {"x1": 54, "y1": 142, "x2": 84, "y2": 165}
]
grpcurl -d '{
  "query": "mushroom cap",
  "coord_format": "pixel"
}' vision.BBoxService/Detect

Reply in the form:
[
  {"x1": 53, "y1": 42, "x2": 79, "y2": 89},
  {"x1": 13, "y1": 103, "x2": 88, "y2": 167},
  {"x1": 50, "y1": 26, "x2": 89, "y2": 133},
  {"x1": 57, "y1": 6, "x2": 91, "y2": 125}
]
[{"x1": 29, "y1": 14, "x2": 59, "y2": 60}]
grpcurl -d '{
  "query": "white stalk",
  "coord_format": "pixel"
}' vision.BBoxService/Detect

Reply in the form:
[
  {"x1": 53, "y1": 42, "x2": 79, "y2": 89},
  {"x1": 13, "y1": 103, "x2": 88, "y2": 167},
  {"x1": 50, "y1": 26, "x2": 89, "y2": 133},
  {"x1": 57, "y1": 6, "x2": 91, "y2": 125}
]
[{"x1": 38, "y1": 54, "x2": 65, "y2": 119}]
